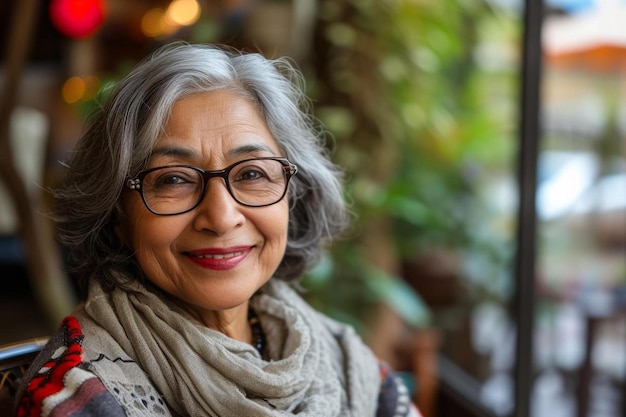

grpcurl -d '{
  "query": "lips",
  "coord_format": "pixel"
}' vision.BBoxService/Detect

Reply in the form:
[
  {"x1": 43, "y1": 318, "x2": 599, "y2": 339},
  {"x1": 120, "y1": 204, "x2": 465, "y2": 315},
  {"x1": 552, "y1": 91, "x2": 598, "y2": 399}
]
[
  {"x1": 186, "y1": 246, "x2": 252, "y2": 270},
  {"x1": 193, "y1": 250, "x2": 246, "y2": 260}
]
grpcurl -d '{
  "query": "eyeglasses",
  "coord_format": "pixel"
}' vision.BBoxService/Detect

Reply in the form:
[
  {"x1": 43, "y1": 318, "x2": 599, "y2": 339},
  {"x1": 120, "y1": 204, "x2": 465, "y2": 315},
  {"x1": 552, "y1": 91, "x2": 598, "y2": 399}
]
[{"x1": 125, "y1": 157, "x2": 298, "y2": 215}]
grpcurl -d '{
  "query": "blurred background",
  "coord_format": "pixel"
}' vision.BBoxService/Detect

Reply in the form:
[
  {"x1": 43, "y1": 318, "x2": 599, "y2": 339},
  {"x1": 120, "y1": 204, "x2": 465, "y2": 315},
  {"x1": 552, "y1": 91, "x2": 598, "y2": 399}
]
[{"x1": 0, "y1": 0, "x2": 624, "y2": 416}]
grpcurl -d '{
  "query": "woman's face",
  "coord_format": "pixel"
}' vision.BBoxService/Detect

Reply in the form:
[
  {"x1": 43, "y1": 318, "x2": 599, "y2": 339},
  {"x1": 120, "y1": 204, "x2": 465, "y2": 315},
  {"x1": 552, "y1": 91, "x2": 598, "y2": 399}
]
[{"x1": 118, "y1": 90, "x2": 289, "y2": 317}]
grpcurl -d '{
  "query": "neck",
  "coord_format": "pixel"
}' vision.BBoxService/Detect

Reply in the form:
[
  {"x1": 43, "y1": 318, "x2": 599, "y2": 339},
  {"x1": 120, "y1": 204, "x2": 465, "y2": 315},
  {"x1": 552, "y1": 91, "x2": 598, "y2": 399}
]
[{"x1": 187, "y1": 301, "x2": 253, "y2": 344}]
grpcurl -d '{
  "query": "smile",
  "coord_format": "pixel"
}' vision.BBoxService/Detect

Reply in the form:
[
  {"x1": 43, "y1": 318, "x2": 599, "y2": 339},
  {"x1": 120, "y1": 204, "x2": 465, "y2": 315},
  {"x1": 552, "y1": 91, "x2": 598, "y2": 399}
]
[
  {"x1": 186, "y1": 247, "x2": 252, "y2": 271},
  {"x1": 193, "y1": 250, "x2": 246, "y2": 260}
]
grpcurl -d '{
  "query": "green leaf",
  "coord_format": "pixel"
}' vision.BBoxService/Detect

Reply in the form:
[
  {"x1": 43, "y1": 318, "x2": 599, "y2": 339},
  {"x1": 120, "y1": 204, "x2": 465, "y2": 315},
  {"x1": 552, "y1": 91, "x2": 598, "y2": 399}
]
[{"x1": 364, "y1": 268, "x2": 432, "y2": 328}]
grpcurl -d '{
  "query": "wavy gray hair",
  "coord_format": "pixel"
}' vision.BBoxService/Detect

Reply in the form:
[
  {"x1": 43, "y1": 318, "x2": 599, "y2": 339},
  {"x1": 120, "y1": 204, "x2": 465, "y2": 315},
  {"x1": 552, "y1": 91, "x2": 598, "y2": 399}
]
[{"x1": 54, "y1": 43, "x2": 348, "y2": 295}]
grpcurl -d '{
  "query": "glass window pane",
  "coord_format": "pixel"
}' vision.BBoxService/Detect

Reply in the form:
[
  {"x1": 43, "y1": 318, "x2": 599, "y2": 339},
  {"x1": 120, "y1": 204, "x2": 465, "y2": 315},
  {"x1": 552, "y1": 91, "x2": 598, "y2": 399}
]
[{"x1": 536, "y1": 1, "x2": 626, "y2": 416}]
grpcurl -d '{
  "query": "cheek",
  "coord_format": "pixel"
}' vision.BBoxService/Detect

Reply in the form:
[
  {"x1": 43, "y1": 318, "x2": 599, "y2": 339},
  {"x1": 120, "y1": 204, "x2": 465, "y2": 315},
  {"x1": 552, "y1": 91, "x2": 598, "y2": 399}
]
[
  {"x1": 130, "y1": 220, "x2": 183, "y2": 255},
  {"x1": 260, "y1": 203, "x2": 289, "y2": 248},
  {"x1": 121, "y1": 198, "x2": 184, "y2": 256}
]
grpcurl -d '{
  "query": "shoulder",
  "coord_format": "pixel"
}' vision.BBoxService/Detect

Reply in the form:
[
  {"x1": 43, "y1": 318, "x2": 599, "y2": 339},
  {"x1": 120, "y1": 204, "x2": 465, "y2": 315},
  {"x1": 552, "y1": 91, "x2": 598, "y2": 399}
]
[
  {"x1": 16, "y1": 316, "x2": 125, "y2": 417},
  {"x1": 311, "y1": 311, "x2": 422, "y2": 416},
  {"x1": 377, "y1": 362, "x2": 423, "y2": 417}
]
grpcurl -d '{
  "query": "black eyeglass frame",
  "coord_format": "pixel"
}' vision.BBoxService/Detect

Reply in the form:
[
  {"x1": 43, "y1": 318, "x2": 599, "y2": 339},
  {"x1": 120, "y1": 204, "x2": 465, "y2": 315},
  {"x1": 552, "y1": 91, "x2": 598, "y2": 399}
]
[{"x1": 125, "y1": 157, "x2": 298, "y2": 216}]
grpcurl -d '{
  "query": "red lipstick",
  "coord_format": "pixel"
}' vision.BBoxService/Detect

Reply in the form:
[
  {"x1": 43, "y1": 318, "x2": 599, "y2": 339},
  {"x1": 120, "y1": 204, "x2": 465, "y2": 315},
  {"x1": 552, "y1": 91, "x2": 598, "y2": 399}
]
[{"x1": 186, "y1": 246, "x2": 251, "y2": 270}]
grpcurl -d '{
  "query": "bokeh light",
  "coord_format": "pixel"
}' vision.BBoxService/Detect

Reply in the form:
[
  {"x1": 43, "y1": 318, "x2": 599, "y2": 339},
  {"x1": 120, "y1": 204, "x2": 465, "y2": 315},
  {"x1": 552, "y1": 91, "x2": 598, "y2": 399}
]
[
  {"x1": 141, "y1": 0, "x2": 201, "y2": 39},
  {"x1": 167, "y1": 0, "x2": 201, "y2": 26},
  {"x1": 61, "y1": 75, "x2": 101, "y2": 104},
  {"x1": 141, "y1": 8, "x2": 166, "y2": 38},
  {"x1": 49, "y1": 0, "x2": 106, "y2": 39}
]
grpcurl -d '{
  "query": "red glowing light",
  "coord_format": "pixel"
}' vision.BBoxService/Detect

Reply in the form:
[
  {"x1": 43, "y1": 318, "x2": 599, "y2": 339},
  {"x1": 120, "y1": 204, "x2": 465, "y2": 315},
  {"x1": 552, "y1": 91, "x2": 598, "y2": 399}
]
[{"x1": 49, "y1": 0, "x2": 106, "y2": 39}]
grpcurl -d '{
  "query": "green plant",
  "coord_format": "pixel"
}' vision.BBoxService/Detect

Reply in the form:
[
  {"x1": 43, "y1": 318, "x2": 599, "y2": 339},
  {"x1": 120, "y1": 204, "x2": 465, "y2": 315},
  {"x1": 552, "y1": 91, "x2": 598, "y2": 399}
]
[{"x1": 300, "y1": 0, "x2": 521, "y2": 332}]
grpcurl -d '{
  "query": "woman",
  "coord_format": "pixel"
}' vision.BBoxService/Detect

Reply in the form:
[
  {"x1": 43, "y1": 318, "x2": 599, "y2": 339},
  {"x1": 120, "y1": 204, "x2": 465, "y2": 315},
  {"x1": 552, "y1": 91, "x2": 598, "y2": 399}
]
[{"x1": 16, "y1": 43, "x2": 420, "y2": 417}]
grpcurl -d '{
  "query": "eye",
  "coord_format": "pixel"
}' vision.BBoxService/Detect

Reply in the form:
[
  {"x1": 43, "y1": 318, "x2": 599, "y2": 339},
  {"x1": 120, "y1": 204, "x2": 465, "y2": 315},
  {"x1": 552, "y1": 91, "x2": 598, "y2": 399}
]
[
  {"x1": 236, "y1": 167, "x2": 266, "y2": 182},
  {"x1": 147, "y1": 167, "x2": 199, "y2": 190},
  {"x1": 156, "y1": 174, "x2": 190, "y2": 186},
  {"x1": 231, "y1": 161, "x2": 273, "y2": 183}
]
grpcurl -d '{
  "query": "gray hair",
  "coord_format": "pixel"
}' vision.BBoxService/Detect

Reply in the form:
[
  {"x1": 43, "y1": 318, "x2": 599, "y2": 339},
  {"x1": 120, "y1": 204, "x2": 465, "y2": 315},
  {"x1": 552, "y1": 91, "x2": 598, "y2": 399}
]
[{"x1": 54, "y1": 43, "x2": 348, "y2": 294}]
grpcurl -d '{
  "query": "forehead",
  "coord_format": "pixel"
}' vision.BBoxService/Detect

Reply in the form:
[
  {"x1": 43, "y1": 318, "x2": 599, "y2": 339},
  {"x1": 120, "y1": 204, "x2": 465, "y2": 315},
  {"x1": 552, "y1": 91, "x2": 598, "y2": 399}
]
[
  {"x1": 168, "y1": 89, "x2": 261, "y2": 124},
  {"x1": 150, "y1": 90, "x2": 281, "y2": 163}
]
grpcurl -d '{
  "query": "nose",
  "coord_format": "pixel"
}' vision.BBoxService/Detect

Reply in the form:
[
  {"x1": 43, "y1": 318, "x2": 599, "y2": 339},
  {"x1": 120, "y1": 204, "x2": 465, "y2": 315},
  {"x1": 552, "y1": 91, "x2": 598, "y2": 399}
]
[{"x1": 191, "y1": 178, "x2": 245, "y2": 235}]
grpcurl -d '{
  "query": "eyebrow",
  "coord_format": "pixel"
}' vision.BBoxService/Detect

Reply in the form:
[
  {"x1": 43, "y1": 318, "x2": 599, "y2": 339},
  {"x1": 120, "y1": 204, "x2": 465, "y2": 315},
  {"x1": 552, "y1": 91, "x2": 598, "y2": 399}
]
[
  {"x1": 150, "y1": 143, "x2": 279, "y2": 159},
  {"x1": 150, "y1": 146, "x2": 195, "y2": 158},
  {"x1": 227, "y1": 143, "x2": 278, "y2": 157}
]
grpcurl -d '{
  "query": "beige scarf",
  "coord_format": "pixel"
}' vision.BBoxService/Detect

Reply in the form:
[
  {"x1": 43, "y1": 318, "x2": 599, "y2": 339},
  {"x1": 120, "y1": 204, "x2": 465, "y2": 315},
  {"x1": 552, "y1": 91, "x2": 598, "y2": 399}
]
[{"x1": 74, "y1": 277, "x2": 381, "y2": 416}]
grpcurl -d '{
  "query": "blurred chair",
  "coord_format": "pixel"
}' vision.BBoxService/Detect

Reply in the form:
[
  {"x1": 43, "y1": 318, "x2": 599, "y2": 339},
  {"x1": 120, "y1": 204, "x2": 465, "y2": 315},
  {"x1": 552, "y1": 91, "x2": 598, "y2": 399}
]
[{"x1": 0, "y1": 337, "x2": 47, "y2": 411}]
